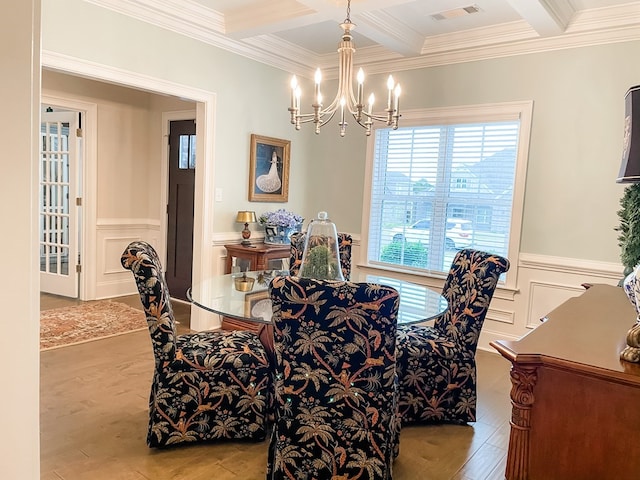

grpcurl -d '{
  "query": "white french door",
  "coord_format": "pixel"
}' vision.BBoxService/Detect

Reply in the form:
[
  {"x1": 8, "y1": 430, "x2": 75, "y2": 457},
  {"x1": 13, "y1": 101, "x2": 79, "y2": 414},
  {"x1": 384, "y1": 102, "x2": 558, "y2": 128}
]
[{"x1": 39, "y1": 111, "x2": 80, "y2": 297}]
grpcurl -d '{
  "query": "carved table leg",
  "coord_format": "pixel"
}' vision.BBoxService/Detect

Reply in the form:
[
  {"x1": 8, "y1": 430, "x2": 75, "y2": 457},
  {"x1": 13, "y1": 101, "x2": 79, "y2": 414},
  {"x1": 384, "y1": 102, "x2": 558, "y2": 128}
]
[
  {"x1": 620, "y1": 321, "x2": 640, "y2": 363},
  {"x1": 505, "y1": 365, "x2": 538, "y2": 480}
]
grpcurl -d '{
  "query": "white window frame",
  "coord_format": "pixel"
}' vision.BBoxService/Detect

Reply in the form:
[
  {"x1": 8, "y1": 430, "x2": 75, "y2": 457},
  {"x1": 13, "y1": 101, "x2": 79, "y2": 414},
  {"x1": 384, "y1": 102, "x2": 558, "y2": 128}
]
[{"x1": 361, "y1": 101, "x2": 533, "y2": 292}]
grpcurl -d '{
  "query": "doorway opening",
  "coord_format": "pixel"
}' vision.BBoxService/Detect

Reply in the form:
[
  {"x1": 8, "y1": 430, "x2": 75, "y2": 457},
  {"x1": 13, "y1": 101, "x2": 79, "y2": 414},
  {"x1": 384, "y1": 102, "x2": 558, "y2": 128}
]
[{"x1": 166, "y1": 119, "x2": 196, "y2": 301}]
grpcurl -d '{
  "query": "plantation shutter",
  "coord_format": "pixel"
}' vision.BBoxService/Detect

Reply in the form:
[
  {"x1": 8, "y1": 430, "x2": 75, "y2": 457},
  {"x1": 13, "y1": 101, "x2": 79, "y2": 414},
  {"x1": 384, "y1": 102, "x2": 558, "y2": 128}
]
[{"x1": 367, "y1": 120, "x2": 520, "y2": 276}]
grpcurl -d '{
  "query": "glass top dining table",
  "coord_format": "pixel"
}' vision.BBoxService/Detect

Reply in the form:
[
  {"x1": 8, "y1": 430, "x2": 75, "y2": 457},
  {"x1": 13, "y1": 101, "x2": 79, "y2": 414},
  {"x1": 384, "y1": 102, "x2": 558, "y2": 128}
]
[{"x1": 188, "y1": 270, "x2": 448, "y2": 326}]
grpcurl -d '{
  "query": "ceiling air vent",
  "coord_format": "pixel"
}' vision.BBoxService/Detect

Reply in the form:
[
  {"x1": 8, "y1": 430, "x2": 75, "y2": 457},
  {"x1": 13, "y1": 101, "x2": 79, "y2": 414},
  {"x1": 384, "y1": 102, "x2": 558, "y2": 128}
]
[{"x1": 431, "y1": 5, "x2": 480, "y2": 21}]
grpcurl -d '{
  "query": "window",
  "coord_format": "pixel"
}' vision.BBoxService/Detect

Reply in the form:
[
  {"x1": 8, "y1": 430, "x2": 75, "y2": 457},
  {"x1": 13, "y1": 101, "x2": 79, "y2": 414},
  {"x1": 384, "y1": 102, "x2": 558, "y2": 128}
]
[
  {"x1": 179, "y1": 134, "x2": 196, "y2": 169},
  {"x1": 364, "y1": 102, "x2": 532, "y2": 288}
]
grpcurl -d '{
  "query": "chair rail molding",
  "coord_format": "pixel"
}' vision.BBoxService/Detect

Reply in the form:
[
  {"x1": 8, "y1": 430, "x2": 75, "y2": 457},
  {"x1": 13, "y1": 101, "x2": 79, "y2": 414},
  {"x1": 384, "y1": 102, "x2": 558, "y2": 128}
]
[{"x1": 518, "y1": 252, "x2": 623, "y2": 279}]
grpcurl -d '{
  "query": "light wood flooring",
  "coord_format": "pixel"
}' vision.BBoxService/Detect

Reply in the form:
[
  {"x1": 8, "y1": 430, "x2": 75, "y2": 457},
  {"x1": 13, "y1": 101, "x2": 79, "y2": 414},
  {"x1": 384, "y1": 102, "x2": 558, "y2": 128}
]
[{"x1": 40, "y1": 294, "x2": 513, "y2": 480}]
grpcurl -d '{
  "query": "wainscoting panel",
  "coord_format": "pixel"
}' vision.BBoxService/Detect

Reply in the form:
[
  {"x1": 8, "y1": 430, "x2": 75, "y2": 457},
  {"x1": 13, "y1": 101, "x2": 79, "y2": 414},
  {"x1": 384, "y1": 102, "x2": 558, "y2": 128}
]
[
  {"x1": 477, "y1": 252, "x2": 624, "y2": 352},
  {"x1": 526, "y1": 281, "x2": 585, "y2": 328},
  {"x1": 94, "y1": 219, "x2": 160, "y2": 299}
]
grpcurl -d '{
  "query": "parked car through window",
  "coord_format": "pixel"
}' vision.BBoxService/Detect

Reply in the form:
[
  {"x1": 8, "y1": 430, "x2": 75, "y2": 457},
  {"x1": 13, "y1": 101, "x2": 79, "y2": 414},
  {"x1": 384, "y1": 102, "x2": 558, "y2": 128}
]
[{"x1": 390, "y1": 218, "x2": 474, "y2": 250}]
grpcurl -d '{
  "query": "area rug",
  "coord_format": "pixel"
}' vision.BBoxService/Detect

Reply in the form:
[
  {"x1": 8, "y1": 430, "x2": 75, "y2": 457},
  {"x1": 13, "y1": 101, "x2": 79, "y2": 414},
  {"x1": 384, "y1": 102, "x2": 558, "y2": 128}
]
[{"x1": 40, "y1": 300, "x2": 147, "y2": 351}]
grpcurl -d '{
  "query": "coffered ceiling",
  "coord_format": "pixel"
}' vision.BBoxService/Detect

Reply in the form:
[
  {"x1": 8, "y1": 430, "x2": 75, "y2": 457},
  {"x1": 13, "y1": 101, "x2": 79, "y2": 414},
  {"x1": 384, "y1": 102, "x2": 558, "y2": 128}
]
[{"x1": 85, "y1": 0, "x2": 640, "y2": 77}]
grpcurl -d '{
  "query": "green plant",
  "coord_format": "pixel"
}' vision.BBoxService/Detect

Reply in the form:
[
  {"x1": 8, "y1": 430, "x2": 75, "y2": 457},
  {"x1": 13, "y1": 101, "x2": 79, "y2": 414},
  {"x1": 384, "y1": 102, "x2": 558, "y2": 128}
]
[
  {"x1": 300, "y1": 245, "x2": 341, "y2": 280},
  {"x1": 616, "y1": 183, "x2": 640, "y2": 273},
  {"x1": 380, "y1": 241, "x2": 428, "y2": 268}
]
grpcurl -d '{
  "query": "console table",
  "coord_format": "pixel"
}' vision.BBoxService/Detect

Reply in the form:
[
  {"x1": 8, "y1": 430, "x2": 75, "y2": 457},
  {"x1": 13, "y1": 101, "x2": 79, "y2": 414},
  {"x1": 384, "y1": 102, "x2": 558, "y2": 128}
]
[
  {"x1": 224, "y1": 242, "x2": 290, "y2": 274},
  {"x1": 491, "y1": 284, "x2": 640, "y2": 480}
]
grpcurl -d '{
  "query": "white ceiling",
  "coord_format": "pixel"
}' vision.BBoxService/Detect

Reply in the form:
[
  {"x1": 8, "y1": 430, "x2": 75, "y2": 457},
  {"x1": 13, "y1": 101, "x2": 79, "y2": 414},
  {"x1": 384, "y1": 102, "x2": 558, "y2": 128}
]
[{"x1": 85, "y1": 0, "x2": 640, "y2": 77}]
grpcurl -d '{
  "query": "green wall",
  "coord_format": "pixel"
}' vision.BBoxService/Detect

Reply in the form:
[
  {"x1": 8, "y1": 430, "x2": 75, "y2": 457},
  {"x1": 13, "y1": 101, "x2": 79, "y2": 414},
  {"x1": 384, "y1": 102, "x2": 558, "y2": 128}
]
[
  {"x1": 308, "y1": 42, "x2": 640, "y2": 264},
  {"x1": 42, "y1": 0, "x2": 640, "y2": 264}
]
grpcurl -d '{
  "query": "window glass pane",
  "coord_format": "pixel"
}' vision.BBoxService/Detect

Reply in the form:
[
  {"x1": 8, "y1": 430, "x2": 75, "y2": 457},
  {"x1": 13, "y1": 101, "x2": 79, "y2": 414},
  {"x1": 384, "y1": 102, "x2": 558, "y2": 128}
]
[
  {"x1": 368, "y1": 118, "x2": 521, "y2": 277},
  {"x1": 60, "y1": 246, "x2": 69, "y2": 275},
  {"x1": 179, "y1": 134, "x2": 197, "y2": 170},
  {"x1": 179, "y1": 135, "x2": 189, "y2": 169},
  {"x1": 49, "y1": 246, "x2": 58, "y2": 274},
  {"x1": 189, "y1": 135, "x2": 196, "y2": 169}
]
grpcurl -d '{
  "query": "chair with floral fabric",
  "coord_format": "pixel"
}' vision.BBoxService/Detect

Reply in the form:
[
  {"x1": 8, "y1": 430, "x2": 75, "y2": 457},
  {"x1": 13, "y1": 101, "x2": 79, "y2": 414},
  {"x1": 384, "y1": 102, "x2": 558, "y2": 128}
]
[
  {"x1": 396, "y1": 248, "x2": 510, "y2": 426},
  {"x1": 289, "y1": 231, "x2": 352, "y2": 280},
  {"x1": 121, "y1": 241, "x2": 272, "y2": 448},
  {"x1": 267, "y1": 276, "x2": 400, "y2": 480}
]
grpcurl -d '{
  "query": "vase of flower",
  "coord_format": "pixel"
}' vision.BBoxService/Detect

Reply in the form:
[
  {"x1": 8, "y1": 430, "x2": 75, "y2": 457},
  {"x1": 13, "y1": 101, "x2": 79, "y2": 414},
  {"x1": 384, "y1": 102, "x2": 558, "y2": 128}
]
[{"x1": 259, "y1": 209, "x2": 303, "y2": 245}]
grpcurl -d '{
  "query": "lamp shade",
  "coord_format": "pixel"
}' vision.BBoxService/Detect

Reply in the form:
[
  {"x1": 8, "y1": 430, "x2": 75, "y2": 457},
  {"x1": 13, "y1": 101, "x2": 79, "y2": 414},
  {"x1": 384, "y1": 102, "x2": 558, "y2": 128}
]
[
  {"x1": 618, "y1": 85, "x2": 640, "y2": 183},
  {"x1": 236, "y1": 211, "x2": 257, "y2": 223}
]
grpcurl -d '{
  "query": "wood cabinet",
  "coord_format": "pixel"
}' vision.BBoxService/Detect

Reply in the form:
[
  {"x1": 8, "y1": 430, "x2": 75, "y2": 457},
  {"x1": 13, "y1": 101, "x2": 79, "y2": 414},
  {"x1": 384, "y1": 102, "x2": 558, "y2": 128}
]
[
  {"x1": 224, "y1": 242, "x2": 290, "y2": 274},
  {"x1": 491, "y1": 284, "x2": 640, "y2": 480}
]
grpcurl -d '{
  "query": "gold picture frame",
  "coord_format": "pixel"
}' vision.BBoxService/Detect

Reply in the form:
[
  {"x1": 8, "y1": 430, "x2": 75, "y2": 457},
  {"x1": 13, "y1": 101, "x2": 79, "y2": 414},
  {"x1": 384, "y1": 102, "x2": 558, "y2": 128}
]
[
  {"x1": 244, "y1": 290, "x2": 271, "y2": 321},
  {"x1": 248, "y1": 134, "x2": 290, "y2": 202}
]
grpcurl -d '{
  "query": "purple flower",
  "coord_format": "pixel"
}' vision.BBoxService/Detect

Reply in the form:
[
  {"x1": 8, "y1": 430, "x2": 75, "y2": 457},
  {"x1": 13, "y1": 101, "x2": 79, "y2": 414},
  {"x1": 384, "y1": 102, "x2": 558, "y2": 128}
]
[{"x1": 259, "y1": 209, "x2": 303, "y2": 228}]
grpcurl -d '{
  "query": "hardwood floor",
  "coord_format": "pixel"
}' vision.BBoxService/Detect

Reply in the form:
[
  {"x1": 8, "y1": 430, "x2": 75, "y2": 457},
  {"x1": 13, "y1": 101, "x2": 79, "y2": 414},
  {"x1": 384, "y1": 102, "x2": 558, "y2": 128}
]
[{"x1": 40, "y1": 295, "x2": 512, "y2": 480}]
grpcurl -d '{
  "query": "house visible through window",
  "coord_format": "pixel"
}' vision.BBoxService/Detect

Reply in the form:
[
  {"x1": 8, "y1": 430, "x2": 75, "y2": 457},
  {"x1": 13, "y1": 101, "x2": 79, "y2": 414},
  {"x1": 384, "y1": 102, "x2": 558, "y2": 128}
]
[{"x1": 365, "y1": 102, "x2": 532, "y2": 286}]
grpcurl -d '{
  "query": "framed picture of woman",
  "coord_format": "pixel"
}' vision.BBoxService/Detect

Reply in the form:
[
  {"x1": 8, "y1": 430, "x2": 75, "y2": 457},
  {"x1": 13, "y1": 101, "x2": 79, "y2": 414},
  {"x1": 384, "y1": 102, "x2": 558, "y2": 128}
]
[{"x1": 248, "y1": 134, "x2": 291, "y2": 202}]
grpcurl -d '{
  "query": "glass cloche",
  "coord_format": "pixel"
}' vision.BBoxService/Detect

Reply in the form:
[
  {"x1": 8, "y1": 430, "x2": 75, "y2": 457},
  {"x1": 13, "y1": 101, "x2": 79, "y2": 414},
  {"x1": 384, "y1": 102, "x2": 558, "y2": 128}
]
[{"x1": 299, "y1": 211, "x2": 344, "y2": 281}]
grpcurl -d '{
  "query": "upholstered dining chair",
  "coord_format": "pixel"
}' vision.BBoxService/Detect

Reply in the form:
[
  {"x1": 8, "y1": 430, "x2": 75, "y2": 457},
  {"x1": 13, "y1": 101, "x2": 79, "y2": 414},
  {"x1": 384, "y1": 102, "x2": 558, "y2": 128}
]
[
  {"x1": 267, "y1": 276, "x2": 400, "y2": 480},
  {"x1": 289, "y1": 231, "x2": 353, "y2": 279},
  {"x1": 396, "y1": 248, "x2": 510, "y2": 426},
  {"x1": 121, "y1": 241, "x2": 272, "y2": 448}
]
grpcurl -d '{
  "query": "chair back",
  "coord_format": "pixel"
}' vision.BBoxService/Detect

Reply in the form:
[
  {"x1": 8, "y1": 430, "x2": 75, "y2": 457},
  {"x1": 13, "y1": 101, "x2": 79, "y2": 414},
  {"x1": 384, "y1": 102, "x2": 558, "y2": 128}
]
[
  {"x1": 289, "y1": 231, "x2": 352, "y2": 279},
  {"x1": 268, "y1": 275, "x2": 399, "y2": 480},
  {"x1": 121, "y1": 241, "x2": 177, "y2": 364},
  {"x1": 434, "y1": 248, "x2": 510, "y2": 354}
]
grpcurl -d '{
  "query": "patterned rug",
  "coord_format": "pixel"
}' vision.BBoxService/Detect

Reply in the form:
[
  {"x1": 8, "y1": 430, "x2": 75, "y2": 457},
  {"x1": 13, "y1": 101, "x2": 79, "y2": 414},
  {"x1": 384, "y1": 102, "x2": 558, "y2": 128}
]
[{"x1": 40, "y1": 300, "x2": 147, "y2": 351}]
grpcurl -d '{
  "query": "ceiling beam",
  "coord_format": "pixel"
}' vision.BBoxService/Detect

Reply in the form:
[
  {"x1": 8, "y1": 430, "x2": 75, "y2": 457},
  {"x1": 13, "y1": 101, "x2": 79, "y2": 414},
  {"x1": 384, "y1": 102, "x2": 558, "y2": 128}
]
[
  {"x1": 505, "y1": 0, "x2": 575, "y2": 36},
  {"x1": 354, "y1": 10, "x2": 423, "y2": 56},
  {"x1": 223, "y1": 0, "x2": 322, "y2": 38}
]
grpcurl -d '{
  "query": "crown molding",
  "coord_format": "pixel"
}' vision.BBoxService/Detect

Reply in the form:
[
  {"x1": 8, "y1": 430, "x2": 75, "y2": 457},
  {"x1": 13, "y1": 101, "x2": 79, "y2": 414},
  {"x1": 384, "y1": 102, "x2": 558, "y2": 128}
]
[
  {"x1": 85, "y1": 0, "x2": 225, "y2": 33},
  {"x1": 82, "y1": 0, "x2": 640, "y2": 78}
]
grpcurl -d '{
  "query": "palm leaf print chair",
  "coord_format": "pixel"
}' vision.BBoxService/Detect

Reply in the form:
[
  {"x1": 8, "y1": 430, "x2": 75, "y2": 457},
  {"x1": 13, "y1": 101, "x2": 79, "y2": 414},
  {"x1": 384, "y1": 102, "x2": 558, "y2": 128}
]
[
  {"x1": 289, "y1": 231, "x2": 353, "y2": 280},
  {"x1": 396, "y1": 249, "x2": 510, "y2": 425},
  {"x1": 267, "y1": 276, "x2": 400, "y2": 480},
  {"x1": 121, "y1": 241, "x2": 272, "y2": 448}
]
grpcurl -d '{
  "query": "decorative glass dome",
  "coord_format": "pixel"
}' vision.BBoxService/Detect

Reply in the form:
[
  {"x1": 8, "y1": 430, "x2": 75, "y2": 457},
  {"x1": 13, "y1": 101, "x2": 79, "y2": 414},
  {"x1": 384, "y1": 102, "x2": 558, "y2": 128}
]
[{"x1": 299, "y1": 211, "x2": 344, "y2": 281}]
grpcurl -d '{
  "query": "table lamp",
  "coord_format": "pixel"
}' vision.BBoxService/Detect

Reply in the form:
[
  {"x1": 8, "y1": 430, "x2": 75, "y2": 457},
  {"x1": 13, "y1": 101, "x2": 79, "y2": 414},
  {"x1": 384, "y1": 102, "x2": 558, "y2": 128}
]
[{"x1": 236, "y1": 210, "x2": 257, "y2": 246}]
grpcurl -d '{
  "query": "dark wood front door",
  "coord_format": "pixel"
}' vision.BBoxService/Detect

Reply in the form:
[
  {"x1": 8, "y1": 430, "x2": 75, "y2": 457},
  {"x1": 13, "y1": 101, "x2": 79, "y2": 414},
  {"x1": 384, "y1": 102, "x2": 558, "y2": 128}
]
[{"x1": 166, "y1": 119, "x2": 196, "y2": 300}]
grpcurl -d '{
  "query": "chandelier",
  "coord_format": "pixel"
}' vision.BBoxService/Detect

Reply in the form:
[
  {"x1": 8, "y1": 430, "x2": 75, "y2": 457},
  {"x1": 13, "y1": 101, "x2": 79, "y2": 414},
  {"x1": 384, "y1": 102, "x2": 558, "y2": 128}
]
[{"x1": 288, "y1": 0, "x2": 401, "y2": 136}]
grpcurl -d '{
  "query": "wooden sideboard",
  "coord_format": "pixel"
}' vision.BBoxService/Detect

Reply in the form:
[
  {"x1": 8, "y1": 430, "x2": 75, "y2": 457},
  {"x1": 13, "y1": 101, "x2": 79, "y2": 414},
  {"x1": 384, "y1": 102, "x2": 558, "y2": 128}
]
[{"x1": 491, "y1": 284, "x2": 640, "y2": 480}]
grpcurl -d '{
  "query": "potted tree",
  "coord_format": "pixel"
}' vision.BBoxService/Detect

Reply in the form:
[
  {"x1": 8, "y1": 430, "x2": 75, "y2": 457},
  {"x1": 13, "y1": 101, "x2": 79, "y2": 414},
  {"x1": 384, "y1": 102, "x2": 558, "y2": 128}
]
[
  {"x1": 300, "y1": 244, "x2": 341, "y2": 280},
  {"x1": 616, "y1": 183, "x2": 640, "y2": 276}
]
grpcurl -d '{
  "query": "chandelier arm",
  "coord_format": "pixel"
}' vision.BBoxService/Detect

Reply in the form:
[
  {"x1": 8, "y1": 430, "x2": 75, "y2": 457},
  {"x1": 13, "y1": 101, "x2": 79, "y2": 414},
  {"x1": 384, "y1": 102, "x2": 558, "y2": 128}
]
[
  {"x1": 295, "y1": 109, "x2": 339, "y2": 123},
  {"x1": 360, "y1": 111, "x2": 388, "y2": 122},
  {"x1": 296, "y1": 112, "x2": 322, "y2": 122},
  {"x1": 315, "y1": 109, "x2": 338, "y2": 129}
]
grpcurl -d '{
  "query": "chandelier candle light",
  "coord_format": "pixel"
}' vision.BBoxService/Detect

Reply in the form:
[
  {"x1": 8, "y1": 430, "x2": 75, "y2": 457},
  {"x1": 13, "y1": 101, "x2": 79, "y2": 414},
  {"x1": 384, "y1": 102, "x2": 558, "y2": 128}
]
[{"x1": 288, "y1": 0, "x2": 401, "y2": 136}]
